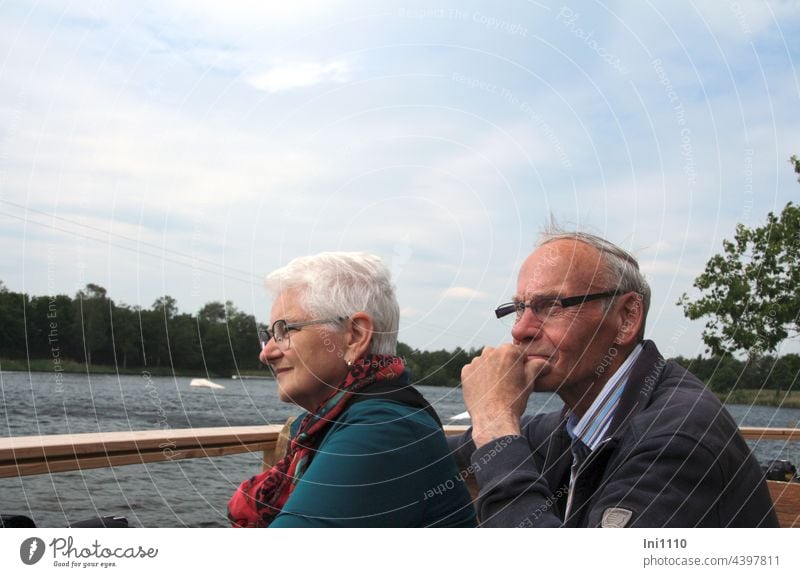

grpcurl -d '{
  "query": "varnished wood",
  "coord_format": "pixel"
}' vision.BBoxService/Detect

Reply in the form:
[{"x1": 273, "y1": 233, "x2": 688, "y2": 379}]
[
  {"x1": 767, "y1": 481, "x2": 800, "y2": 528},
  {"x1": 0, "y1": 425, "x2": 283, "y2": 478},
  {"x1": 739, "y1": 427, "x2": 800, "y2": 442},
  {"x1": 445, "y1": 425, "x2": 800, "y2": 441},
  {"x1": 264, "y1": 416, "x2": 296, "y2": 470},
  {"x1": 2, "y1": 423, "x2": 799, "y2": 527}
]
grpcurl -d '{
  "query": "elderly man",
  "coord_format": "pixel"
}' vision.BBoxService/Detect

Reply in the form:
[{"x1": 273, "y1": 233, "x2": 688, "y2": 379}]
[{"x1": 451, "y1": 231, "x2": 777, "y2": 527}]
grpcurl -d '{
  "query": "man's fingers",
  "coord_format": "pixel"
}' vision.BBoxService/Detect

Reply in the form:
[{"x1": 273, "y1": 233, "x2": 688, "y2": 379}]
[{"x1": 524, "y1": 357, "x2": 551, "y2": 390}]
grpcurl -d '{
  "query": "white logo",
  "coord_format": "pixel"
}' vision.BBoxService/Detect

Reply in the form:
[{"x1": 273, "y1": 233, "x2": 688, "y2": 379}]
[
  {"x1": 20, "y1": 537, "x2": 46, "y2": 565},
  {"x1": 601, "y1": 507, "x2": 634, "y2": 528}
]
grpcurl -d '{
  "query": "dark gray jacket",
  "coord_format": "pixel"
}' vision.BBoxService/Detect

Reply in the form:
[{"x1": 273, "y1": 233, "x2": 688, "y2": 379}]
[{"x1": 450, "y1": 340, "x2": 778, "y2": 527}]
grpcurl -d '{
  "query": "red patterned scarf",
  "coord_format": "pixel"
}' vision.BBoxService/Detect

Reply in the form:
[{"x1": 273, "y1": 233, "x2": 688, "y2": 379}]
[{"x1": 227, "y1": 354, "x2": 405, "y2": 527}]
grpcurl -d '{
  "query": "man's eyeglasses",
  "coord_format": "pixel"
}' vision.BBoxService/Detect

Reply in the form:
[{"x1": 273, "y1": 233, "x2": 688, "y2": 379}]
[
  {"x1": 258, "y1": 317, "x2": 346, "y2": 351},
  {"x1": 494, "y1": 292, "x2": 618, "y2": 324}
]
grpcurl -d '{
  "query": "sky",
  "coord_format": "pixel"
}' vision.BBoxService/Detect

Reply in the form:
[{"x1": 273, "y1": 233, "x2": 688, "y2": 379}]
[{"x1": 1, "y1": 0, "x2": 799, "y2": 358}]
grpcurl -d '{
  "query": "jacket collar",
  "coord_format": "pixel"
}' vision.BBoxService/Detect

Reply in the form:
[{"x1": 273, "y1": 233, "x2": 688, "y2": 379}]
[
  {"x1": 553, "y1": 339, "x2": 665, "y2": 445},
  {"x1": 604, "y1": 339, "x2": 665, "y2": 440}
]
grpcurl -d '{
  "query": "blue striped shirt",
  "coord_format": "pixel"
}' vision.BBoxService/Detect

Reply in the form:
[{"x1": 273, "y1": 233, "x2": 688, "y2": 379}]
[
  {"x1": 566, "y1": 343, "x2": 644, "y2": 451},
  {"x1": 563, "y1": 344, "x2": 643, "y2": 519}
]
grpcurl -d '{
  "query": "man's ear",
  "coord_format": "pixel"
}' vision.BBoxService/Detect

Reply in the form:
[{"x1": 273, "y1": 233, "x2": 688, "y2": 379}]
[
  {"x1": 614, "y1": 293, "x2": 644, "y2": 347},
  {"x1": 344, "y1": 312, "x2": 374, "y2": 362}
]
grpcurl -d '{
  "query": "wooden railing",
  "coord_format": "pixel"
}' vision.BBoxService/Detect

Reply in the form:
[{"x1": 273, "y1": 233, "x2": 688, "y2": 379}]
[
  {"x1": 1, "y1": 425, "x2": 796, "y2": 478},
  {"x1": 738, "y1": 428, "x2": 800, "y2": 528},
  {"x1": 0, "y1": 425, "x2": 284, "y2": 478},
  {"x1": 1, "y1": 424, "x2": 797, "y2": 527},
  {"x1": 739, "y1": 427, "x2": 800, "y2": 442},
  {"x1": 0, "y1": 425, "x2": 470, "y2": 479}
]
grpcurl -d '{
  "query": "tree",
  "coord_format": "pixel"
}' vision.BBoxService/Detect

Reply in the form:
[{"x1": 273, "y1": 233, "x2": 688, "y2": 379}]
[
  {"x1": 140, "y1": 295, "x2": 180, "y2": 369},
  {"x1": 0, "y1": 286, "x2": 27, "y2": 359},
  {"x1": 110, "y1": 304, "x2": 140, "y2": 369},
  {"x1": 75, "y1": 283, "x2": 112, "y2": 365},
  {"x1": 153, "y1": 295, "x2": 178, "y2": 320},
  {"x1": 678, "y1": 157, "x2": 800, "y2": 358}
]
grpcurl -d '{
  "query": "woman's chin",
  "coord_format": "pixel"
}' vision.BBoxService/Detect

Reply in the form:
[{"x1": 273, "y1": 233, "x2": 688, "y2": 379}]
[{"x1": 276, "y1": 386, "x2": 293, "y2": 404}]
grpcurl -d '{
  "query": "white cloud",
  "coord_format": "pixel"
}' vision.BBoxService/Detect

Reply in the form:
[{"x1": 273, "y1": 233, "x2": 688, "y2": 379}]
[
  {"x1": 2, "y1": 0, "x2": 799, "y2": 358},
  {"x1": 247, "y1": 61, "x2": 350, "y2": 93},
  {"x1": 440, "y1": 286, "x2": 488, "y2": 300},
  {"x1": 400, "y1": 306, "x2": 420, "y2": 318}
]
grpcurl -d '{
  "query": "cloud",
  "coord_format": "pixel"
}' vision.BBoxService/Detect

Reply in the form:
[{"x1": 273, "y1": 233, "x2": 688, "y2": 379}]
[
  {"x1": 440, "y1": 286, "x2": 489, "y2": 300},
  {"x1": 247, "y1": 60, "x2": 350, "y2": 93},
  {"x1": 400, "y1": 306, "x2": 420, "y2": 318}
]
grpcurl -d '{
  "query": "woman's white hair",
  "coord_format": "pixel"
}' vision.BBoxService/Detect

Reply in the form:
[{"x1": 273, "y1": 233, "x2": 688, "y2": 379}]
[{"x1": 265, "y1": 252, "x2": 399, "y2": 355}]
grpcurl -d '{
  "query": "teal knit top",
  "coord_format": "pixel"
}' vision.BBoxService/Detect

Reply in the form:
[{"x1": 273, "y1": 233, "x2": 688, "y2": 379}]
[{"x1": 270, "y1": 399, "x2": 476, "y2": 528}]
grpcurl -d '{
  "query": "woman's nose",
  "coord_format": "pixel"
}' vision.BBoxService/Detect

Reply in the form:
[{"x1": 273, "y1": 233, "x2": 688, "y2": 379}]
[{"x1": 259, "y1": 337, "x2": 282, "y2": 365}]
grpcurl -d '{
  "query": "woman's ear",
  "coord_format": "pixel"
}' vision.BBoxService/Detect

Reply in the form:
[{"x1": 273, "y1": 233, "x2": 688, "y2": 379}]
[
  {"x1": 614, "y1": 293, "x2": 644, "y2": 347},
  {"x1": 344, "y1": 312, "x2": 374, "y2": 361}
]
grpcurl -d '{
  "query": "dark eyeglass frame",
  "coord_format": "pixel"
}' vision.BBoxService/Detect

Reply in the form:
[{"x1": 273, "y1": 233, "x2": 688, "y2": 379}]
[
  {"x1": 258, "y1": 317, "x2": 347, "y2": 350},
  {"x1": 494, "y1": 291, "x2": 619, "y2": 322}
]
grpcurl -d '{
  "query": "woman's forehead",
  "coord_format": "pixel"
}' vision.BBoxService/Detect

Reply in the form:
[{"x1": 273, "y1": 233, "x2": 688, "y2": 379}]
[{"x1": 270, "y1": 290, "x2": 307, "y2": 320}]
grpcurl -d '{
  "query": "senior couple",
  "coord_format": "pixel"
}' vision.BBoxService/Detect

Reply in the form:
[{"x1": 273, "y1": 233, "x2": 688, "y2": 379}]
[{"x1": 228, "y1": 229, "x2": 778, "y2": 528}]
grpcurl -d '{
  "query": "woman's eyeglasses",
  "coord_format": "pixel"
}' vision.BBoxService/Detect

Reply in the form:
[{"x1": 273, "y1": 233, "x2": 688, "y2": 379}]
[{"x1": 258, "y1": 317, "x2": 346, "y2": 351}]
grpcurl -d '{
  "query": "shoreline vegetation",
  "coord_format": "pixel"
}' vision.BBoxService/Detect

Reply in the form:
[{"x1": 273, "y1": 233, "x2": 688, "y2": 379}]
[
  {"x1": 0, "y1": 281, "x2": 796, "y2": 408},
  {"x1": 2, "y1": 358, "x2": 799, "y2": 410}
]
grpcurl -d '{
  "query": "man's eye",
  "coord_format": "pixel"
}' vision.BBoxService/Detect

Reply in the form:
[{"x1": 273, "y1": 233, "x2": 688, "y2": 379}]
[{"x1": 536, "y1": 301, "x2": 561, "y2": 314}]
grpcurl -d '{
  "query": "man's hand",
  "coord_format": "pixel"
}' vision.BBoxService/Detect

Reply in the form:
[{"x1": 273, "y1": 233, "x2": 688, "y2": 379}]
[{"x1": 462, "y1": 344, "x2": 549, "y2": 449}]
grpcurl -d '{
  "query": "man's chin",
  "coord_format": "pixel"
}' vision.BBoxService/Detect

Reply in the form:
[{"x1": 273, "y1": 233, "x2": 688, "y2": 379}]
[{"x1": 524, "y1": 358, "x2": 552, "y2": 387}]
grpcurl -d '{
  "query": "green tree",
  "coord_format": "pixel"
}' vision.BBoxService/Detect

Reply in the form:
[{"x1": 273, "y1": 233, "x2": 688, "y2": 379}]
[
  {"x1": 678, "y1": 157, "x2": 800, "y2": 358},
  {"x1": 140, "y1": 296, "x2": 183, "y2": 369},
  {"x1": 74, "y1": 284, "x2": 112, "y2": 365},
  {"x1": 767, "y1": 353, "x2": 800, "y2": 392},
  {"x1": 153, "y1": 295, "x2": 178, "y2": 320},
  {"x1": 0, "y1": 287, "x2": 27, "y2": 359},
  {"x1": 707, "y1": 361, "x2": 741, "y2": 393},
  {"x1": 222, "y1": 301, "x2": 260, "y2": 374},
  {"x1": 197, "y1": 301, "x2": 235, "y2": 375},
  {"x1": 110, "y1": 304, "x2": 140, "y2": 369},
  {"x1": 168, "y1": 313, "x2": 201, "y2": 371}
]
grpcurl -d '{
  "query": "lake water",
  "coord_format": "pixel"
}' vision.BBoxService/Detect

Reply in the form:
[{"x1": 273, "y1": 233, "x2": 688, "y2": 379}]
[{"x1": 1, "y1": 370, "x2": 798, "y2": 527}]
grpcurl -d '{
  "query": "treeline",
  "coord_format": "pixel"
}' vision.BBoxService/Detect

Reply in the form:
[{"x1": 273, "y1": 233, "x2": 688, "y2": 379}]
[
  {"x1": 0, "y1": 282, "x2": 261, "y2": 375},
  {"x1": 397, "y1": 342, "x2": 481, "y2": 388},
  {"x1": 2, "y1": 281, "x2": 797, "y2": 391},
  {"x1": 0, "y1": 282, "x2": 478, "y2": 384},
  {"x1": 672, "y1": 355, "x2": 799, "y2": 393}
]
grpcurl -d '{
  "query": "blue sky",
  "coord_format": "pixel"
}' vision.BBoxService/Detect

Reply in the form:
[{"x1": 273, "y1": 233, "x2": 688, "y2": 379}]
[{"x1": 1, "y1": 0, "x2": 798, "y2": 357}]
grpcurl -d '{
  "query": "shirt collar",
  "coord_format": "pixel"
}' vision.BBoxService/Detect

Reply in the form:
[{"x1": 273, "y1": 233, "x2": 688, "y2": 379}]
[{"x1": 566, "y1": 343, "x2": 644, "y2": 451}]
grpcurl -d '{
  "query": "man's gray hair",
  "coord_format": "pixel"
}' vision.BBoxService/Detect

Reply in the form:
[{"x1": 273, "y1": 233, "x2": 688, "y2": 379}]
[
  {"x1": 265, "y1": 252, "x2": 399, "y2": 355},
  {"x1": 538, "y1": 229, "x2": 651, "y2": 341}
]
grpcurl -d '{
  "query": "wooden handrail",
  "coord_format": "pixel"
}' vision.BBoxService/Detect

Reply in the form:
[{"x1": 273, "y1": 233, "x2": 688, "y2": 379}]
[
  {"x1": 1, "y1": 423, "x2": 798, "y2": 527},
  {"x1": 0, "y1": 425, "x2": 796, "y2": 480},
  {"x1": 739, "y1": 427, "x2": 800, "y2": 442},
  {"x1": 447, "y1": 425, "x2": 800, "y2": 442},
  {"x1": 0, "y1": 425, "x2": 283, "y2": 479}
]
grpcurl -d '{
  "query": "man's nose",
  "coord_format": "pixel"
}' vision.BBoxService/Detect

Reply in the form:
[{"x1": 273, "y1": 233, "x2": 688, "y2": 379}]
[{"x1": 510, "y1": 307, "x2": 543, "y2": 342}]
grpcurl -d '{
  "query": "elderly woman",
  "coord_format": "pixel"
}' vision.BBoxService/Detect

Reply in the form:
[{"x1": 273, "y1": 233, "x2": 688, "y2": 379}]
[{"x1": 228, "y1": 252, "x2": 476, "y2": 527}]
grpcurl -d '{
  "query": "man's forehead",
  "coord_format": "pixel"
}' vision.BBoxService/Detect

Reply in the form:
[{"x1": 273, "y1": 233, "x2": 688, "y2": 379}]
[{"x1": 516, "y1": 240, "x2": 605, "y2": 295}]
